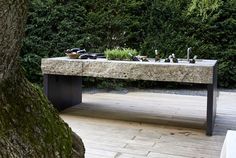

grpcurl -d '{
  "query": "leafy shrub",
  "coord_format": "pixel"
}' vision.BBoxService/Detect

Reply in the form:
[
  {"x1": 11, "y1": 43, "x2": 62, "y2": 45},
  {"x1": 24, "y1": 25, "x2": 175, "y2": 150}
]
[
  {"x1": 217, "y1": 50, "x2": 236, "y2": 87},
  {"x1": 21, "y1": 0, "x2": 87, "y2": 83},
  {"x1": 21, "y1": 0, "x2": 236, "y2": 88}
]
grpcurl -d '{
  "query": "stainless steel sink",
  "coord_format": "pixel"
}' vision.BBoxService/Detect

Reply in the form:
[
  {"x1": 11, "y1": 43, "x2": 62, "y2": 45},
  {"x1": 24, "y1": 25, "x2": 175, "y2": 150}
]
[{"x1": 177, "y1": 58, "x2": 204, "y2": 63}]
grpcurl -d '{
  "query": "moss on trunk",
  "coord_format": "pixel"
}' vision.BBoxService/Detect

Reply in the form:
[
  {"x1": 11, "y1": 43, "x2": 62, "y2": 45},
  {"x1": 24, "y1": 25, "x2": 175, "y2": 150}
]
[
  {"x1": 0, "y1": 0, "x2": 84, "y2": 156},
  {"x1": 0, "y1": 70, "x2": 84, "y2": 157}
]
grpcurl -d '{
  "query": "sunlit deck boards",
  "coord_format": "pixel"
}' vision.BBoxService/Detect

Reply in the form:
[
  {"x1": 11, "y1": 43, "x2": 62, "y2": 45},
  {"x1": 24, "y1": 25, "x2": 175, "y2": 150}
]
[{"x1": 60, "y1": 90, "x2": 236, "y2": 158}]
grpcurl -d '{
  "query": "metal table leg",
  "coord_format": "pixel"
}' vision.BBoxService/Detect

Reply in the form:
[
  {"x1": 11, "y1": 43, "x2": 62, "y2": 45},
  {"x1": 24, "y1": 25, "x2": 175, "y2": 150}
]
[
  {"x1": 206, "y1": 65, "x2": 217, "y2": 136},
  {"x1": 43, "y1": 74, "x2": 82, "y2": 111}
]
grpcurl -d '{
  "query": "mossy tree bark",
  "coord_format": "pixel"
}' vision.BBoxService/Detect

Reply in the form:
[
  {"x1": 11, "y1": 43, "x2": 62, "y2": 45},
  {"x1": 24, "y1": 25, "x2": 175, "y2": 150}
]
[{"x1": 0, "y1": 0, "x2": 84, "y2": 157}]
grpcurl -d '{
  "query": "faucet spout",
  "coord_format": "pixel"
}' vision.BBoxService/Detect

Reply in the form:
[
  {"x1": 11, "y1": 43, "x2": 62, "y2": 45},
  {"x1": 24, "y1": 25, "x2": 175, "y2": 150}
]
[{"x1": 187, "y1": 47, "x2": 192, "y2": 61}]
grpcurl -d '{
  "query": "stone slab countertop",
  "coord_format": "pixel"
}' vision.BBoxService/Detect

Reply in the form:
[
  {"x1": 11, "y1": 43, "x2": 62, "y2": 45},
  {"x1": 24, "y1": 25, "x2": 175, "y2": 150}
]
[{"x1": 41, "y1": 57, "x2": 217, "y2": 84}]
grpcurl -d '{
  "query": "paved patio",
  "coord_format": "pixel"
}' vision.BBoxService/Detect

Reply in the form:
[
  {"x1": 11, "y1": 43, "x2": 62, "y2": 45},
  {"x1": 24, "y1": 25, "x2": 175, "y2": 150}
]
[{"x1": 60, "y1": 89, "x2": 236, "y2": 158}]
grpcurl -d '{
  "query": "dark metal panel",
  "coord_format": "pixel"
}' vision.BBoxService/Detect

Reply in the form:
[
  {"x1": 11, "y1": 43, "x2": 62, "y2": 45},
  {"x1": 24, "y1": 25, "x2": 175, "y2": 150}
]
[
  {"x1": 206, "y1": 64, "x2": 218, "y2": 136},
  {"x1": 43, "y1": 74, "x2": 82, "y2": 111},
  {"x1": 43, "y1": 75, "x2": 49, "y2": 97}
]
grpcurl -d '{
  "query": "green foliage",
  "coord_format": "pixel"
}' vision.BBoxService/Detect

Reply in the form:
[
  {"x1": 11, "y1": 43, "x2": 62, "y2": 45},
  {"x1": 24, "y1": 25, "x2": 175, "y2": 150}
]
[
  {"x1": 105, "y1": 48, "x2": 138, "y2": 60},
  {"x1": 21, "y1": 0, "x2": 87, "y2": 83},
  {"x1": 21, "y1": 0, "x2": 236, "y2": 88},
  {"x1": 187, "y1": 0, "x2": 223, "y2": 20},
  {"x1": 217, "y1": 50, "x2": 236, "y2": 87},
  {"x1": 21, "y1": 53, "x2": 42, "y2": 83},
  {"x1": 79, "y1": 0, "x2": 146, "y2": 52},
  {"x1": 97, "y1": 79, "x2": 126, "y2": 90}
]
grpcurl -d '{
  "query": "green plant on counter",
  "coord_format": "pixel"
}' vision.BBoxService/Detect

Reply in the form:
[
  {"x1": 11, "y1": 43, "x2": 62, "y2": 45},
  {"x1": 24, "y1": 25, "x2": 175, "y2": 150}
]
[{"x1": 104, "y1": 48, "x2": 139, "y2": 60}]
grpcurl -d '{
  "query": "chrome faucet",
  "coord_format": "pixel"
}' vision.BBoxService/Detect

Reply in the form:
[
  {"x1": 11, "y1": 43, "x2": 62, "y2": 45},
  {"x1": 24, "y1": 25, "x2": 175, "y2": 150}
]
[{"x1": 187, "y1": 47, "x2": 192, "y2": 61}]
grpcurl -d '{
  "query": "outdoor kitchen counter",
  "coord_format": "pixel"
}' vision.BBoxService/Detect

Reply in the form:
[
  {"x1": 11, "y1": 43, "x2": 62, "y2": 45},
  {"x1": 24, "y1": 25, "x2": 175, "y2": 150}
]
[
  {"x1": 41, "y1": 57, "x2": 217, "y2": 84},
  {"x1": 41, "y1": 57, "x2": 218, "y2": 136}
]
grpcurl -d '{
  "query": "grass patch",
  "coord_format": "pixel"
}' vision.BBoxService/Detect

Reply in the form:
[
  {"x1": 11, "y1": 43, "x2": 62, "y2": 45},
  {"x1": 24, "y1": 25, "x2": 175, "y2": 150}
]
[{"x1": 104, "y1": 48, "x2": 139, "y2": 60}]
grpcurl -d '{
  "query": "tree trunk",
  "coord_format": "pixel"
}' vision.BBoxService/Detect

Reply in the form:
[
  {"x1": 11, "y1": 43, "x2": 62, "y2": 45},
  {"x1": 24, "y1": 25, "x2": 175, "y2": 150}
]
[{"x1": 0, "y1": 0, "x2": 84, "y2": 157}]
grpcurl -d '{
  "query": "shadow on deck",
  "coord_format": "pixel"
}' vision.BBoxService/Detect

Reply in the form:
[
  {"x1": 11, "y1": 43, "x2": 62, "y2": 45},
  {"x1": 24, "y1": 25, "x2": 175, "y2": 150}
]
[{"x1": 60, "y1": 90, "x2": 236, "y2": 158}]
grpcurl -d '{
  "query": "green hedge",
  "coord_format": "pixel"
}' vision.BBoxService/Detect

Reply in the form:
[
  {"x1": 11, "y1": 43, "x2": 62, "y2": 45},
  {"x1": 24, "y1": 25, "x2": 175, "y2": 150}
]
[{"x1": 21, "y1": 0, "x2": 236, "y2": 88}]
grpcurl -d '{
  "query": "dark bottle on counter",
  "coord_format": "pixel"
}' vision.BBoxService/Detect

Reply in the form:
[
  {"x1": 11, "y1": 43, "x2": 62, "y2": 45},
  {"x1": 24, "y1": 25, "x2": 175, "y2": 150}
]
[
  {"x1": 189, "y1": 55, "x2": 198, "y2": 64},
  {"x1": 155, "y1": 50, "x2": 160, "y2": 62},
  {"x1": 172, "y1": 53, "x2": 178, "y2": 63}
]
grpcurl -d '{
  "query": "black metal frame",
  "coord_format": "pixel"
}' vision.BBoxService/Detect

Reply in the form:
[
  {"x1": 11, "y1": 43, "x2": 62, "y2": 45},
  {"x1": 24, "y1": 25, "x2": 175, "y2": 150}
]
[
  {"x1": 43, "y1": 74, "x2": 82, "y2": 111},
  {"x1": 206, "y1": 64, "x2": 218, "y2": 136}
]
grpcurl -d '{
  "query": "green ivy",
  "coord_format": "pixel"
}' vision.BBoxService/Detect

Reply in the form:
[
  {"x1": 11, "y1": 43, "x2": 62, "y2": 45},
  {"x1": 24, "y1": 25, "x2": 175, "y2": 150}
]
[{"x1": 21, "y1": 0, "x2": 236, "y2": 88}]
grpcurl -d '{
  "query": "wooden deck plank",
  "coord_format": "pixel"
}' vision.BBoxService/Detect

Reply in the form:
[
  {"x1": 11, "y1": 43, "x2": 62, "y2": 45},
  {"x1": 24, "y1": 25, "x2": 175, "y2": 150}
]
[
  {"x1": 63, "y1": 92, "x2": 207, "y2": 129},
  {"x1": 60, "y1": 90, "x2": 236, "y2": 158},
  {"x1": 147, "y1": 152, "x2": 191, "y2": 158}
]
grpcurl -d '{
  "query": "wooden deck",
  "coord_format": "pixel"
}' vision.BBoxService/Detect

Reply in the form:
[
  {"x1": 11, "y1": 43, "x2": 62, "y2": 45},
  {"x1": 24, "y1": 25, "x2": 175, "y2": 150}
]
[{"x1": 60, "y1": 90, "x2": 236, "y2": 158}]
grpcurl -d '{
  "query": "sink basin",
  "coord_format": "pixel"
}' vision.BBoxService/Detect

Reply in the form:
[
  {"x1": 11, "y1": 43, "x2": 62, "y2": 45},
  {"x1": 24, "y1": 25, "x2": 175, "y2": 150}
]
[
  {"x1": 145, "y1": 58, "x2": 206, "y2": 64},
  {"x1": 148, "y1": 58, "x2": 205, "y2": 64},
  {"x1": 178, "y1": 59, "x2": 203, "y2": 62}
]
